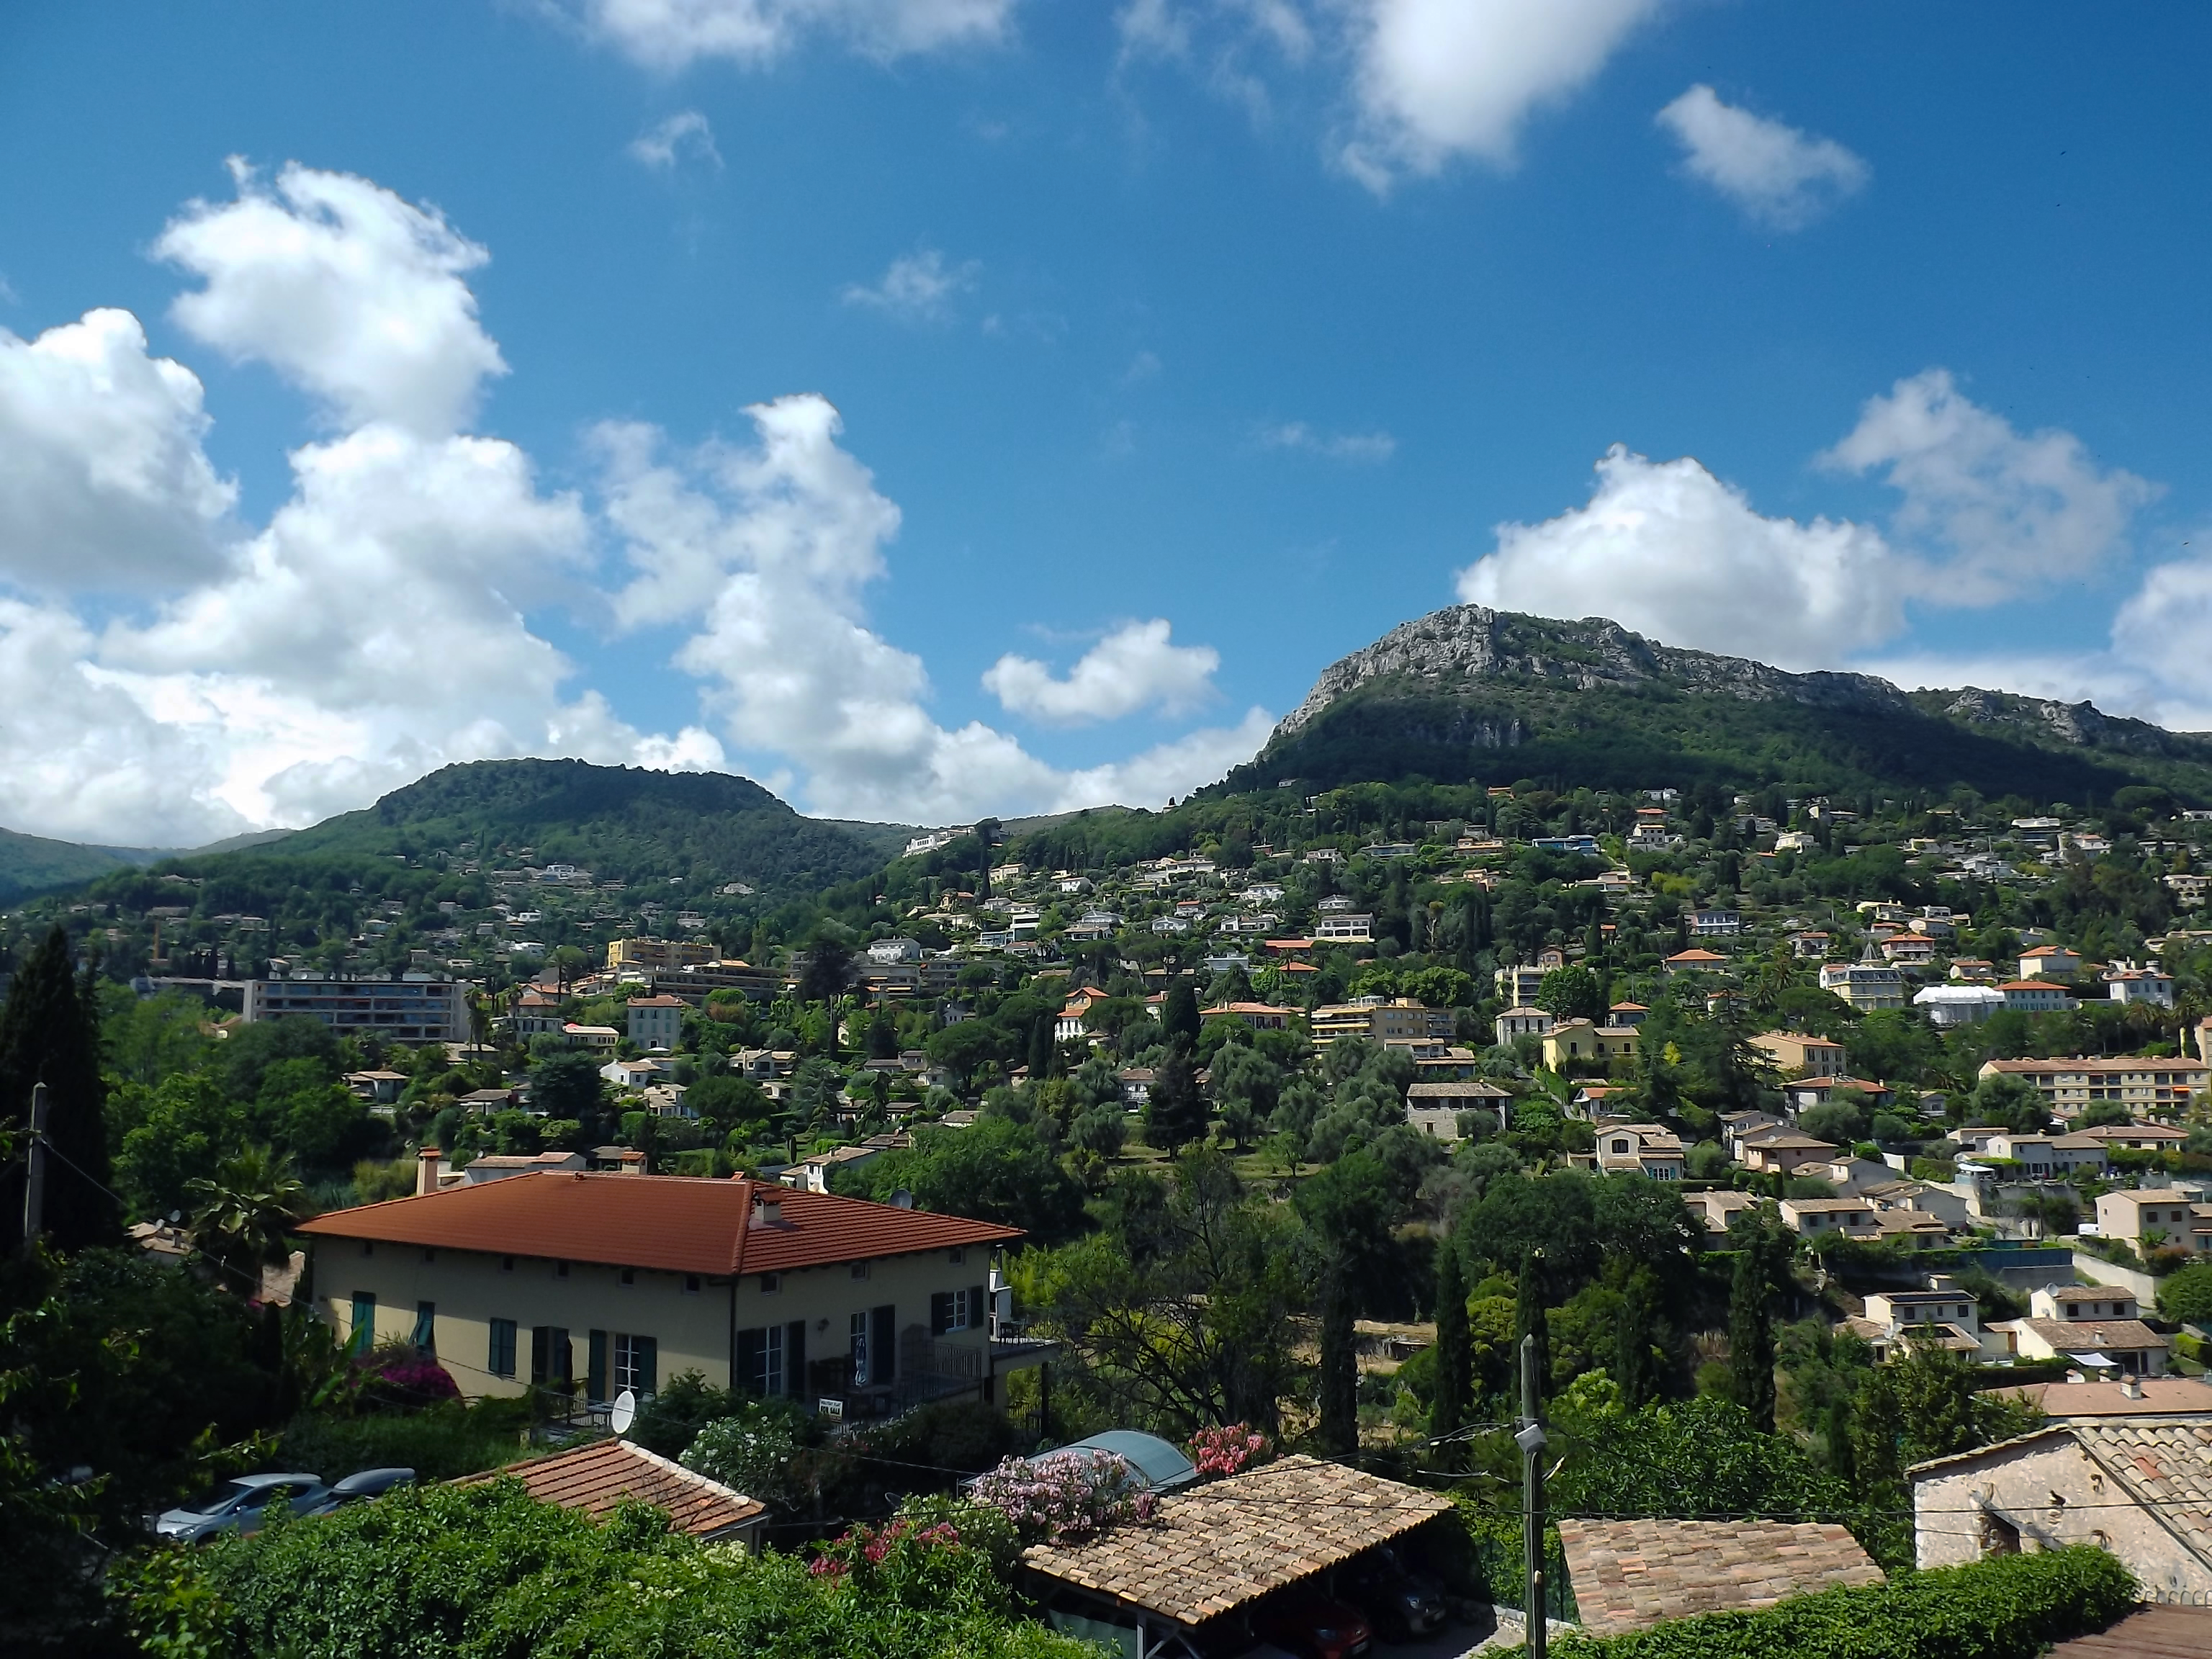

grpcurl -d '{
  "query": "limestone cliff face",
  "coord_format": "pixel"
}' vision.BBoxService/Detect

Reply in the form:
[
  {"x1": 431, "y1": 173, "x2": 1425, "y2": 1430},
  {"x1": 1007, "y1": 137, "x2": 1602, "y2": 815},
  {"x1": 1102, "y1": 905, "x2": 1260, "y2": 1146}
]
[
  {"x1": 1273, "y1": 605, "x2": 2210, "y2": 755},
  {"x1": 1273, "y1": 606, "x2": 1911, "y2": 739}
]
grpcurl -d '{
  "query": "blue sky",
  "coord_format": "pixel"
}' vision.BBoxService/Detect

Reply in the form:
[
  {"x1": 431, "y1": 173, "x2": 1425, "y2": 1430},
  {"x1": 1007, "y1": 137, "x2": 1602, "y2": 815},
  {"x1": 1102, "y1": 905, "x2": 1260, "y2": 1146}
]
[{"x1": 3, "y1": 1, "x2": 2208, "y2": 845}]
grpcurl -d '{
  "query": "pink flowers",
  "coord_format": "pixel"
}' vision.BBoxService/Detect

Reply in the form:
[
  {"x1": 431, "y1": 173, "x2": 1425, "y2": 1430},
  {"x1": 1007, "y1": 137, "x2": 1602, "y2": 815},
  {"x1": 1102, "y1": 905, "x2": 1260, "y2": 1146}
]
[
  {"x1": 1186, "y1": 1424, "x2": 1271, "y2": 1478},
  {"x1": 968, "y1": 1449, "x2": 1156, "y2": 1541},
  {"x1": 810, "y1": 1517, "x2": 964, "y2": 1578}
]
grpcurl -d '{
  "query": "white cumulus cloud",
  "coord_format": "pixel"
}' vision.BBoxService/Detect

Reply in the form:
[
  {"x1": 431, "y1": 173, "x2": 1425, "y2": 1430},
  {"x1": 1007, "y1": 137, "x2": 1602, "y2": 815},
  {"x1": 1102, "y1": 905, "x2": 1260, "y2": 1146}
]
[
  {"x1": 628, "y1": 110, "x2": 724, "y2": 171},
  {"x1": 577, "y1": 0, "x2": 1017, "y2": 69},
  {"x1": 840, "y1": 248, "x2": 978, "y2": 324},
  {"x1": 984, "y1": 619, "x2": 1220, "y2": 724},
  {"x1": 1339, "y1": 0, "x2": 1660, "y2": 189},
  {"x1": 0, "y1": 308, "x2": 236, "y2": 592},
  {"x1": 1457, "y1": 445, "x2": 1904, "y2": 669},
  {"x1": 1820, "y1": 368, "x2": 2158, "y2": 604},
  {"x1": 156, "y1": 160, "x2": 507, "y2": 436},
  {"x1": 601, "y1": 400, "x2": 1267, "y2": 819},
  {"x1": 1456, "y1": 371, "x2": 2158, "y2": 673},
  {"x1": 0, "y1": 163, "x2": 1269, "y2": 845},
  {"x1": 1656, "y1": 85, "x2": 1869, "y2": 230}
]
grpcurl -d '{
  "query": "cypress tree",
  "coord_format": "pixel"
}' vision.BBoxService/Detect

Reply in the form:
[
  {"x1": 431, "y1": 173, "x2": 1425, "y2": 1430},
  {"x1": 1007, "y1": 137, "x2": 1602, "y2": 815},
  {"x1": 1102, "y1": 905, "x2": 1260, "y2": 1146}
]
[
  {"x1": 1142, "y1": 1037, "x2": 1208, "y2": 1155},
  {"x1": 1515, "y1": 1249, "x2": 1548, "y2": 1408},
  {"x1": 1614, "y1": 1272, "x2": 1654, "y2": 1411},
  {"x1": 0, "y1": 927, "x2": 116, "y2": 1253},
  {"x1": 1729, "y1": 1249, "x2": 1776, "y2": 1431},
  {"x1": 1318, "y1": 1258, "x2": 1359, "y2": 1457},
  {"x1": 1429, "y1": 1243, "x2": 1470, "y2": 1450},
  {"x1": 1161, "y1": 982, "x2": 1201, "y2": 1048}
]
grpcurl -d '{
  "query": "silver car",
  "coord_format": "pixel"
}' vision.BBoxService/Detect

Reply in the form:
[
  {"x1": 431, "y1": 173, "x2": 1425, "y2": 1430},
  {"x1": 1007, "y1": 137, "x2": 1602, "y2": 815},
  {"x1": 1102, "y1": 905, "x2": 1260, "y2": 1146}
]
[
  {"x1": 305, "y1": 1467, "x2": 415, "y2": 1516},
  {"x1": 153, "y1": 1472, "x2": 329, "y2": 1542}
]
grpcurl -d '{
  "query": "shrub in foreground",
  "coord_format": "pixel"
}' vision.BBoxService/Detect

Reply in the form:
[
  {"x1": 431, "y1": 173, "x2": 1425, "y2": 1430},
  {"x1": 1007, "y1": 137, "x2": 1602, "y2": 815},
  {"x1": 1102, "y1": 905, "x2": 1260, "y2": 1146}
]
[
  {"x1": 115, "y1": 1477, "x2": 1094, "y2": 1659},
  {"x1": 1505, "y1": 1546, "x2": 2135, "y2": 1659}
]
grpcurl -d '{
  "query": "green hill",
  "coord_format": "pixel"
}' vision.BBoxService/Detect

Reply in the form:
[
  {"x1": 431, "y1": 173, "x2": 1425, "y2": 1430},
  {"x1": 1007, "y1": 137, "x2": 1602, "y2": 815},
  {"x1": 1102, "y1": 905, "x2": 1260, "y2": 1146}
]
[
  {"x1": 0, "y1": 827, "x2": 164, "y2": 907},
  {"x1": 248, "y1": 759, "x2": 889, "y2": 900},
  {"x1": 1213, "y1": 606, "x2": 2212, "y2": 807}
]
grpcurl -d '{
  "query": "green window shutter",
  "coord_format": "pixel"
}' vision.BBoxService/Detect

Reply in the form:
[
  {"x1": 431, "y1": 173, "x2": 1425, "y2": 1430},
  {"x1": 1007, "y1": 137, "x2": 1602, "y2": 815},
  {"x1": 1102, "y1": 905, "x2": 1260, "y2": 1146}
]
[
  {"x1": 872, "y1": 1305, "x2": 896, "y2": 1382},
  {"x1": 413, "y1": 1301, "x2": 436, "y2": 1354},
  {"x1": 786, "y1": 1321, "x2": 806, "y2": 1398},
  {"x1": 971, "y1": 1284, "x2": 987, "y2": 1333},
  {"x1": 351, "y1": 1293, "x2": 376, "y2": 1355},
  {"x1": 588, "y1": 1329, "x2": 609, "y2": 1403},
  {"x1": 930, "y1": 1292, "x2": 952, "y2": 1336},
  {"x1": 638, "y1": 1336, "x2": 657, "y2": 1395},
  {"x1": 736, "y1": 1327, "x2": 764, "y2": 1395}
]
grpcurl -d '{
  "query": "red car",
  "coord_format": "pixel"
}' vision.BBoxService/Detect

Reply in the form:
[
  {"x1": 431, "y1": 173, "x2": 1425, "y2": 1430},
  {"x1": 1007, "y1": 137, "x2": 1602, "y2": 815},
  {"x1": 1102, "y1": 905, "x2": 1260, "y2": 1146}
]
[{"x1": 1252, "y1": 1589, "x2": 1372, "y2": 1659}]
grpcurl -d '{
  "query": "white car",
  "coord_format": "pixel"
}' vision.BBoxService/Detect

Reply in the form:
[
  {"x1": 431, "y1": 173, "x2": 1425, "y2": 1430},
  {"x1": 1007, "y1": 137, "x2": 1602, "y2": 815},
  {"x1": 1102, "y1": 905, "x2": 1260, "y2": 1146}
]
[{"x1": 153, "y1": 1472, "x2": 328, "y2": 1542}]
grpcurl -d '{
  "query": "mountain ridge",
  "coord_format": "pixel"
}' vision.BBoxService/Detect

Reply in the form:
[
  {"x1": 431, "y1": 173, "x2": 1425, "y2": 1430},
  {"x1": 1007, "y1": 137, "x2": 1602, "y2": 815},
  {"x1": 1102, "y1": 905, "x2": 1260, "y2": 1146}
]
[{"x1": 1221, "y1": 605, "x2": 2212, "y2": 804}]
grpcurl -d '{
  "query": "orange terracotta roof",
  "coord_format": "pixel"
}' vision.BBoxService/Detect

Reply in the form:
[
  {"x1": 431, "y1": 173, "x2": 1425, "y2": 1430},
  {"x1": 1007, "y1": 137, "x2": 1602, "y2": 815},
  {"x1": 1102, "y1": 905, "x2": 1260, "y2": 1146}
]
[
  {"x1": 459, "y1": 1437, "x2": 764, "y2": 1539},
  {"x1": 296, "y1": 1173, "x2": 1022, "y2": 1276}
]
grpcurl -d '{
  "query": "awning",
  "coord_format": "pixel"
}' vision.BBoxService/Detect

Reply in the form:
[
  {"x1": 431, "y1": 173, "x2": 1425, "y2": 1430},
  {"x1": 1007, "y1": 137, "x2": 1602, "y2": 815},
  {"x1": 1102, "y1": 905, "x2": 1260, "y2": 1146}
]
[{"x1": 2066, "y1": 1351, "x2": 2117, "y2": 1369}]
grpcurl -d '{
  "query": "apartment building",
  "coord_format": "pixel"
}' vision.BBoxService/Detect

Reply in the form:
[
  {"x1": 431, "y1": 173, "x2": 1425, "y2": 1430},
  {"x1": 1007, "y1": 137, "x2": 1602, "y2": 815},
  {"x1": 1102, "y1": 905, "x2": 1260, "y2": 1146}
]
[
  {"x1": 626, "y1": 994, "x2": 688, "y2": 1051},
  {"x1": 243, "y1": 975, "x2": 467, "y2": 1045},
  {"x1": 1310, "y1": 998, "x2": 1451, "y2": 1046},
  {"x1": 1977, "y1": 1056, "x2": 2208, "y2": 1118},
  {"x1": 606, "y1": 938, "x2": 716, "y2": 974},
  {"x1": 1749, "y1": 1031, "x2": 1848, "y2": 1078},
  {"x1": 1818, "y1": 961, "x2": 1906, "y2": 1012}
]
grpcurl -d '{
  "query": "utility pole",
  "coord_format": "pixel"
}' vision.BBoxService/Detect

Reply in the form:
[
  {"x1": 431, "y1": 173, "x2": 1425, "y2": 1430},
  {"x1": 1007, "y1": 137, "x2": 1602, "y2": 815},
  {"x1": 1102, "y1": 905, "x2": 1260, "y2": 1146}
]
[
  {"x1": 19, "y1": 1082, "x2": 50, "y2": 1256},
  {"x1": 1515, "y1": 1332, "x2": 1549, "y2": 1659}
]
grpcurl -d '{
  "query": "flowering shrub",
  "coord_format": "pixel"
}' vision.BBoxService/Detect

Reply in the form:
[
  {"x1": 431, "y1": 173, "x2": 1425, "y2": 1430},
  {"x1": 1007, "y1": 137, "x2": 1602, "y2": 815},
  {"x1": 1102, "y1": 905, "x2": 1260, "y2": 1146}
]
[
  {"x1": 968, "y1": 1449, "x2": 1158, "y2": 1542},
  {"x1": 359, "y1": 1348, "x2": 459, "y2": 1408},
  {"x1": 809, "y1": 1516, "x2": 965, "y2": 1578},
  {"x1": 1187, "y1": 1424, "x2": 1271, "y2": 1478},
  {"x1": 680, "y1": 1408, "x2": 804, "y2": 1506}
]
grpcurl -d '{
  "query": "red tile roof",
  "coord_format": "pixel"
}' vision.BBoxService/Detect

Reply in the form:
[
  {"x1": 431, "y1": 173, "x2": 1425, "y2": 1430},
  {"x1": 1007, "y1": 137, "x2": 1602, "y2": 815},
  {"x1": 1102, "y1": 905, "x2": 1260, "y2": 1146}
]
[
  {"x1": 296, "y1": 1173, "x2": 1022, "y2": 1276},
  {"x1": 459, "y1": 1437, "x2": 764, "y2": 1539}
]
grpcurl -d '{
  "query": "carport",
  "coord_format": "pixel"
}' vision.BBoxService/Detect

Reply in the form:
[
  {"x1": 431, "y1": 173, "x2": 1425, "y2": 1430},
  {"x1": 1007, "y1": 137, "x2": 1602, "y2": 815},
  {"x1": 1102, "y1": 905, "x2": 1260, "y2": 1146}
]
[{"x1": 1020, "y1": 1453, "x2": 1453, "y2": 1658}]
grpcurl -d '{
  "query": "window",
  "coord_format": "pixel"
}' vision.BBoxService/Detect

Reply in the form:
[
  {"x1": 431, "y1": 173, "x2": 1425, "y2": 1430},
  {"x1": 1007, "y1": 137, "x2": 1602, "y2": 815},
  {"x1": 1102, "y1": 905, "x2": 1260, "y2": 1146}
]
[
  {"x1": 350, "y1": 1292, "x2": 377, "y2": 1355},
  {"x1": 489, "y1": 1318, "x2": 518, "y2": 1379},
  {"x1": 682, "y1": 1274, "x2": 701, "y2": 1295},
  {"x1": 619, "y1": 1268, "x2": 637, "y2": 1287},
  {"x1": 613, "y1": 1333, "x2": 658, "y2": 1395},
  {"x1": 413, "y1": 1302, "x2": 436, "y2": 1354},
  {"x1": 422, "y1": 1249, "x2": 436, "y2": 1264},
  {"x1": 742, "y1": 1324, "x2": 786, "y2": 1395},
  {"x1": 555, "y1": 1261, "x2": 570, "y2": 1279},
  {"x1": 360, "y1": 1241, "x2": 374, "y2": 1257},
  {"x1": 931, "y1": 1284, "x2": 987, "y2": 1335},
  {"x1": 948, "y1": 1248, "x2": 966, "y2": 1266},
  {"x1": 851, "y1": 1262, "x2": 871, "y2": 1281},
  {"x1": 850, "y1": 1311, "x2": 871, "y2": 1388},
  {"x1": 530, "y1": 1326, "x2": 572, "y2": 1387},
  {"x1": 760, "y1": 1273, "x2": 782, "y2": 1294},
  {"x1": 501, "y1": 1256, "x2": 515, "y2": 1272}
]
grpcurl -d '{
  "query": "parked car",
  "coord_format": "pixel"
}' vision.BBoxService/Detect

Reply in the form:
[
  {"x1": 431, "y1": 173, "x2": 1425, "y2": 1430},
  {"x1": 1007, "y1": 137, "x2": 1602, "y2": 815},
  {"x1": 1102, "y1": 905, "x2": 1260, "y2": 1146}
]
[
  {"x1": 305, "y1": 1467, "x2": 415, "y2": 1516},
  {"x1": 1336, "y1": 1546, "x2": 1447, "y2": 1642},
  {"x1": 1251, "y1": 1589, "x2": 1372, "y2": 1659},
  {"x1": 153, "y1": 1473, "x2": 328, "y2": 1542}
]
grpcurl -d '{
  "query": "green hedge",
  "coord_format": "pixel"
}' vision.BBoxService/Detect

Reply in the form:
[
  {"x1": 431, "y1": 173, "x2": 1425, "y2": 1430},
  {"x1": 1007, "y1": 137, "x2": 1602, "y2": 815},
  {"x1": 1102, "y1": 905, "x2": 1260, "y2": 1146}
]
[{"x1": 1495, "y1": 1547, "x2": 2135, "y2": 1659}]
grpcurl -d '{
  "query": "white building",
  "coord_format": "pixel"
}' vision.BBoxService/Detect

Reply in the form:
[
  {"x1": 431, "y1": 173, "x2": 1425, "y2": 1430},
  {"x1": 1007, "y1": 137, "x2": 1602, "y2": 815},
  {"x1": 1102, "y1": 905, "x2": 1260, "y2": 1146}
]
[{"x1": 244, "y1": 975, "x2": 468, "y2": 1045}]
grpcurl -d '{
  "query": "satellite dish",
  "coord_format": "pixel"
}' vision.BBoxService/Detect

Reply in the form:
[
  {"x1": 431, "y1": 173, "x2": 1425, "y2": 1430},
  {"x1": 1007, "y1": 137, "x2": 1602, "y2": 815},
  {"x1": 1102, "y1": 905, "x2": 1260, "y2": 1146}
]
[
  {"x1": 890, "y1": 1188, "x2": 914, "y2": 1209},
  {"x1": 611, "y1": 1389, "x2": 637, "y2": 1436}
]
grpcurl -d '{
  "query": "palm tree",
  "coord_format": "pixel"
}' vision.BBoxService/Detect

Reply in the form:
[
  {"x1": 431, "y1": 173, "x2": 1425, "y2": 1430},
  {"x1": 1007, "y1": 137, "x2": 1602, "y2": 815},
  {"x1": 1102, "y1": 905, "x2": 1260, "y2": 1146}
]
[{"x1": 187, "y1": 1146, "x2": 307, "y2": 1297}]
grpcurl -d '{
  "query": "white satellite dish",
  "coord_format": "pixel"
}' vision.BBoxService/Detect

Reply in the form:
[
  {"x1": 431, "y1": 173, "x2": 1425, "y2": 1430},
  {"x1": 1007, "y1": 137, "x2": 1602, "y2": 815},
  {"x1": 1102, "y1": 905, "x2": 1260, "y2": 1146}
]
[{"x1": 611, "y1": 1388, "x2": 637, "y2": 1436}]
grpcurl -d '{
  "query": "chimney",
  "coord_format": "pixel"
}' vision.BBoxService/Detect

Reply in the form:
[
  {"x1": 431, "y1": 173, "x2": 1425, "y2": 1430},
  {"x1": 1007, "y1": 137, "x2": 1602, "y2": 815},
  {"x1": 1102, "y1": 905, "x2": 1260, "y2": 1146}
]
[
  {"x1": 2122, "y1": 1374, "x2": 2144, "y2": 1400},
  {"x1": 416, "y1": 1146, "x2": 447, "y2": 1197},
  {"x1": 750, "y1": 1194, "x2": 783, "y2": 1229}
]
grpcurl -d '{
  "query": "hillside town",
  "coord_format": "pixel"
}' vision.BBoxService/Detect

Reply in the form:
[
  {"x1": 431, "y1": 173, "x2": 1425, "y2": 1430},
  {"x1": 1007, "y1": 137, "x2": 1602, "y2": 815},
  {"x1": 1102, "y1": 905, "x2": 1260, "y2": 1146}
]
[{"x1": 7, "y1": 775, "x2": 2212, "y2": 1651}]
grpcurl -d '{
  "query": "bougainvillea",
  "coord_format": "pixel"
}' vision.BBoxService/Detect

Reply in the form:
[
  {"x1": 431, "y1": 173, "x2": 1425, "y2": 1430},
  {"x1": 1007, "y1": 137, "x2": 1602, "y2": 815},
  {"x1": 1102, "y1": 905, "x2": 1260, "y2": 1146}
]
[
  {"x1": 359, "y1": 1349, "x2": 459, "y2": 1407},
  {"x1": 1186, "y1": 1424, "x2": 1271, "y2": 1478},
  {"x1": 968, "y1": 1449, "x2": 1159, "y2": 1542}
]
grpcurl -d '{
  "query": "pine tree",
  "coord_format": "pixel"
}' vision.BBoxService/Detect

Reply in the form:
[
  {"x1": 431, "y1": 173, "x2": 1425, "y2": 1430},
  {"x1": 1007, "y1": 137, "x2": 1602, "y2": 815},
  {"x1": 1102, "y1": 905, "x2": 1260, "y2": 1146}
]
[
  {"x1": 1429, "y1": 1244, "x2": 1470, "y2": 1449},
  {"x1": 1318, "y1": 1259, "x2": 1359, "y2": 1457},
  {"x1": 0, "y1": 927, "x2": 116, "y2": 1253},
  {"x1": 1728, "y1": 1249, "x2": 1776, "y2": 1431}
]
